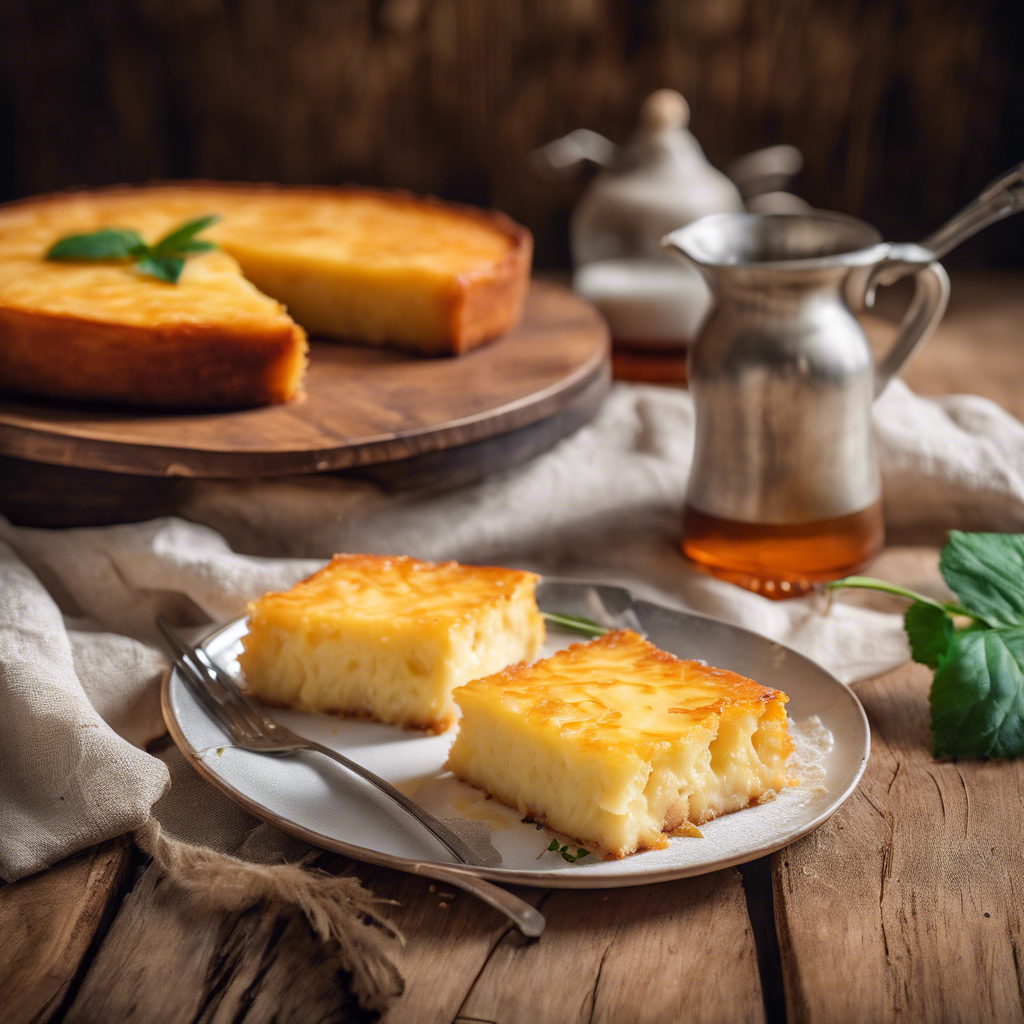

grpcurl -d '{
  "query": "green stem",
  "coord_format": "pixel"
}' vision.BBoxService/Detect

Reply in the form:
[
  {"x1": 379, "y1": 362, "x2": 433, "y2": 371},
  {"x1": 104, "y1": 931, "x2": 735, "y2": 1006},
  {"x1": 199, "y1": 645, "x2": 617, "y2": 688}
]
[
  {"x1": 826, "y1": 576, "x2": 941, "y2": 605},
  {"x1": 826, "y1": 576, "x2": 985, "y2": 624},
  {"x1": 542, "y1": 612, "x2": 607, "y2": 639}
]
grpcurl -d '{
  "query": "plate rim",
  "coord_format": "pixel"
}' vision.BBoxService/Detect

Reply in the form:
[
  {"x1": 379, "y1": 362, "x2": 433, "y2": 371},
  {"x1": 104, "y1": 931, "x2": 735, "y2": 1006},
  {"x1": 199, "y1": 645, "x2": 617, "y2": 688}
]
[{"x1": 161, "y1": 580, "x2": 871, "y2": 889}]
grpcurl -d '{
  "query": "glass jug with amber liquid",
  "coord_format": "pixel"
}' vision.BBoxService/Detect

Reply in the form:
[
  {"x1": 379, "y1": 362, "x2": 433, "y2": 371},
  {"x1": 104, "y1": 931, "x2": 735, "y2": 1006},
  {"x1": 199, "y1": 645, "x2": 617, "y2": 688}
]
[{"x1": 663, "y1": 211, "x2": 950, "y2": 597}]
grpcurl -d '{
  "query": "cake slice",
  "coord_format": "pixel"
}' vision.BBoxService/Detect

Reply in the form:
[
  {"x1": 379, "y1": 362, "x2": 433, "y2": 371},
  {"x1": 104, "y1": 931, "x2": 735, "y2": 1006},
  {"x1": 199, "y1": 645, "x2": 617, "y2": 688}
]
[
  {"x1": 0, "y1": 202, "x2": 307, "y2": 408},
  {"x1": 446, "y1": 629, "x2": 795, "y2": 858},
  {"x1": 0, "y1": 184, "x2": 531, "y2": 407},
  {"x1": 237, "y1": 554, "x2": 545, "y2": 733}
]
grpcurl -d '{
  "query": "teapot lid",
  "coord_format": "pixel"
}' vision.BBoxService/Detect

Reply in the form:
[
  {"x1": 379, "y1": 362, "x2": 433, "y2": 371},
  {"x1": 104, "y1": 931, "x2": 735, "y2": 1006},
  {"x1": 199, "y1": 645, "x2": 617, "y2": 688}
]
[
  {"x1": 639, "y1": 89, "x2": 690, "y2": 131},
  {"x1": 549, "y1": 89, "x2": 746, "y2": 265},
  {"x1": 605, "y1": 89, "x2": 743, "y2": 220}
]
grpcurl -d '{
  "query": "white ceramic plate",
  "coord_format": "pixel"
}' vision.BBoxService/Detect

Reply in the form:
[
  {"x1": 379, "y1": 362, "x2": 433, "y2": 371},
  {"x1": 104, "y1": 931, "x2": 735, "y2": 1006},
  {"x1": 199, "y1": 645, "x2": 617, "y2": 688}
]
[{"x1": 162, "y1": 578, "x2": 870, "y2": 888}]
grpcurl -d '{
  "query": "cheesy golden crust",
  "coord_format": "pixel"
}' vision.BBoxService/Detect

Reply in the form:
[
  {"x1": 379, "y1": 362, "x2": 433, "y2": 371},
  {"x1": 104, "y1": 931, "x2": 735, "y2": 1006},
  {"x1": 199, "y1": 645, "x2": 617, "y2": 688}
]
[
  {"x1": 237, "y1": 554, "x2": 545, "y2": 732},
  {"x1": 0, "y1": 184, "x2": 532, "y2": 407},
  {"x1": 447, "y1": 629, "x2": 795, "y2": 858}
]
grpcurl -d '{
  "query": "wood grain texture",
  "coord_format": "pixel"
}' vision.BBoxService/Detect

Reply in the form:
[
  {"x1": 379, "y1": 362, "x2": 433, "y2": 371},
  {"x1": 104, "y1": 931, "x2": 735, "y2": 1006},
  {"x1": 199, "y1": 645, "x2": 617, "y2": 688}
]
[
  {"x1": 63, "y1": 861, "x2": 375, "y2": 1024},
  {"x1": 453, "y1": 871, "x2": 765, "y2": 1024},
  {"x1": 891, "y1": 271, "x2": 1024, "y2": 421},
  {"x1": 0, "y1": 362, "x2": 608, "y2": 527},
  {"x1": 63, "y1": 853, "x2": 528, "y2": 1024},
  {"x1": 358, "y1": 862, "x2": 546, "y2": 1024},
  {"x1": 0, "y1": 0, "x2": 1018, "y2": 268},
  {"x1": 0, "y1": 838, "x2": 130, "y2": 1024},
  {"x1": 774, "y1": 548, "x2": 1024, "y2": 1024},
  {"x1": 0, "y1": 281, "x2": 609, "y2": 477}
]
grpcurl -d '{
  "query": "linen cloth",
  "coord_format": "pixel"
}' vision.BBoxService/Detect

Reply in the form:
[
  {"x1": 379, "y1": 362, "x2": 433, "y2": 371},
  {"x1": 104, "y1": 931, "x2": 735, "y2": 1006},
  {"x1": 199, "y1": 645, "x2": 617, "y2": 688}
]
[{"x1": 2, "y1": 376, "x2": 1023, "y2": 885}]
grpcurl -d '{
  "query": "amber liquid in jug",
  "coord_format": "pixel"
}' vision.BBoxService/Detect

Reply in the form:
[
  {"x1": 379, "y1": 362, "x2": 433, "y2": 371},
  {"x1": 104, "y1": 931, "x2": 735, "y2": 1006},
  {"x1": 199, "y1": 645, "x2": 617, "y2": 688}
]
[{"x1": 682, "y1": 500, "x2": 885, "y2": 599}]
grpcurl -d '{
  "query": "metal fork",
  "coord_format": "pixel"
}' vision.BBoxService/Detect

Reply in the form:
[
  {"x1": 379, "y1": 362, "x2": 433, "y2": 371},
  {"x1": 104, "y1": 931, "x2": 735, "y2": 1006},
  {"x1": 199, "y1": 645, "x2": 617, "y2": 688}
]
[{"x1": 155, "y1": 616, "x2": 544, "y2": 937}]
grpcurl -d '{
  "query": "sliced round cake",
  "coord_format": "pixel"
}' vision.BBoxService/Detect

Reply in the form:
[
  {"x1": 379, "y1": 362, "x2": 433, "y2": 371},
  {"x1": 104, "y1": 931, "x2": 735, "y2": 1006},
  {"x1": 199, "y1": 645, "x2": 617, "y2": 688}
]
[{"x1": 0, "y1": 184, "x2": 532, "y2": 408}]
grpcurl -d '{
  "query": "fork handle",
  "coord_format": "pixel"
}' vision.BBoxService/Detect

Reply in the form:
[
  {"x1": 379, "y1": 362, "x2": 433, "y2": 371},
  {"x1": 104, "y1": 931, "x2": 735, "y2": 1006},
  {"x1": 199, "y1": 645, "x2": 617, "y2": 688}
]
[
  {"x1": 303, "y1": 739, "x2": 487, "y2": 867},
  {"x1": 303, "y1": 738, "x2": 545, "y2": 938},
  {"x1": 410, "y1": 862, "x2": 545, "y2": 938}
]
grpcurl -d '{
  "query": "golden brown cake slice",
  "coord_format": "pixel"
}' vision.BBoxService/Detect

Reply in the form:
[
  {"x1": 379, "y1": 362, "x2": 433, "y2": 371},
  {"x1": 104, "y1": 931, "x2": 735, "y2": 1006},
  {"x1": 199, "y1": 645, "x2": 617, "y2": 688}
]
[
  {"x1": 0, "y1": 197, "x2": 307, "y2": 408},
  {"x1": 446, "y1": 629, "x2": 795, "y2": 858},
  {"x1": 237, "y1": 554, "x2": 545, "y2": 733},
  {"x1": 0, "y1": 184, "x2": 532, "y2": 408}
]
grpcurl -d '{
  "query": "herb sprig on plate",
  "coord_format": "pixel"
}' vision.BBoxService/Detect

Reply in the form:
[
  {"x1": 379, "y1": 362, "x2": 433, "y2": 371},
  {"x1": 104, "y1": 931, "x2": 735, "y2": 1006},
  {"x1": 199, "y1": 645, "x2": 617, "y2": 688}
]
[
  {"x1": 829, "y1": 531, "x2": 1024, "y2": 759},
  {"x1": 547, "y1": 838, "x2": 591, "y2": 862},
  {"x1": 45, "y1": 214, "x2": 221, "y2": 284},
  {"x1": 541, "y1": 612, "x2": 607, "y2": 639}
]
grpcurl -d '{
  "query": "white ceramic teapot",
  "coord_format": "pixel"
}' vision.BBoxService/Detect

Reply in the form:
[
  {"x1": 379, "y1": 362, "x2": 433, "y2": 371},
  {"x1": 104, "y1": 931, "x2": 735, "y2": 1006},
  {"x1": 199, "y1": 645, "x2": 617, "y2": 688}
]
[{"x1": 536, "y1": 89, "x2": 804, "y2": 348}]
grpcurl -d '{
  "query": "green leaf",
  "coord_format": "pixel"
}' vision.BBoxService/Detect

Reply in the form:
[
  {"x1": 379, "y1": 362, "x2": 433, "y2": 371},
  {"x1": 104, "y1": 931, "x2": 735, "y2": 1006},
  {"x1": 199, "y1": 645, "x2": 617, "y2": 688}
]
[
  {"x1": 930, "y1": 626, "x2": 1024, "y2": 759},
  {"x1": 832, "y1": 537, "x2": 1024, "y2": 760},
  {"x1": 45, "y1": 227, "x2": 145, "y2": 261},
  {"x1": 544, "y1": 837, "x2": 591, "y2": 862},
  {"x1": 905, "y1": 601, "x2": 954, "y2": 669},
  {"x1": 542, "y1": 612, "x2": 607, "y2": 639},
  {"x1": 44, "y1": 213, "x2": 219, "y2": 286},
  {"x1": 151, "y1": 214, "x2": 220, "y2": 256},
  {"x1": 135, "y1": 254, "x2": 186, "y2": 284},
  {"x1": 168, "y1": 239, "x2": 217, "y2": 253},
  {"x1": 940, "y1": 531, "x2": 1024, "y2": 629}
]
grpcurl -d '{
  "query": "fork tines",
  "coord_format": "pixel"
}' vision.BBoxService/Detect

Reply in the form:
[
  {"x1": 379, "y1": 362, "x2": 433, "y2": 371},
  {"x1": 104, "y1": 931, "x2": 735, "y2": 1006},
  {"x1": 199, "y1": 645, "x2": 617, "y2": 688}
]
[{"x1": 155, "y1": 616, "x2": 272, "y2": 739}]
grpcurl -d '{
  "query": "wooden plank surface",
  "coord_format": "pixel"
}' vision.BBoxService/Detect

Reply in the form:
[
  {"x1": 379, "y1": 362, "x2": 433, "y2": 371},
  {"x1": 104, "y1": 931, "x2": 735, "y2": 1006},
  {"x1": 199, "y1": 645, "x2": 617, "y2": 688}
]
[
  {"x1": 63, "y1": 860, "x2": 378, "y2": 1024},
  {"x1": 451, "y1": 870, "x2": 765, "y2": 1024},
  {"x1": 773, "y1": 549, "x2": 1024, "y2": 1024},
  {"x1": 774, "y1": 660, "x2": 1024, "y2": 1024},
  {"x1": 0, "y1": 838, "x2": 131, "y2": 1024},
  {"x1": 55, "y1": 851, "x2": 764, "y2": 1023},
  {"x1": 0, "y1": 281, "x2": 609, "y2": 477},
  {"x1": 62, "y1": 854, "x2": 534, "y2": 1024},
  {"x1": 901, "y1": 271, "x2": 1024, "y2": 421},
  {"x1": 870, "y1": 270, "x2": 1024, "y2": 420}
]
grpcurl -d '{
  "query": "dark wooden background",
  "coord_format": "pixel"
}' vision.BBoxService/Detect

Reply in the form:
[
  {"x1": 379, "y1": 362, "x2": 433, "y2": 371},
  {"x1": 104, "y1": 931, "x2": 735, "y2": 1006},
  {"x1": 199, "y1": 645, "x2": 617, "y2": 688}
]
[{"x1": 0, "y1": 0, "x2": 1022, "y2": 267}]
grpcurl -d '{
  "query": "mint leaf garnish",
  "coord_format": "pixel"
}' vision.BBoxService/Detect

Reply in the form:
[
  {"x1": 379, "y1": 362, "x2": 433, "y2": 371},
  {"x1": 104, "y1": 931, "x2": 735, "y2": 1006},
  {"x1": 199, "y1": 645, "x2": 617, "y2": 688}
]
[
  {"x1": 904, "y1": 601, "x2": 953, "y2": 670},
  {"x1": 829, "y1": 531, "x2": 1024, "y2": 759},
  {"x1": 135, "y1": 254, "x2": 186, "y2": 284},
  {"x1": 44, "y1": 214, "x2": 220, "y2": 284},
  {"x1": 931, "y1": 627, "x2": 1024, "y2": 758},
  {"x1": 939, "y1": 531, "x2": 1024, "y2": 629},
  {"x1": 46, "y1": 228, "x2": 145, "y2": 261},
  {"x1": 546, "y1": 837, "x2": 591, "y2": 862},
  {"x1": 150, "y1": 214, "x2": 221, "y2": 256}
]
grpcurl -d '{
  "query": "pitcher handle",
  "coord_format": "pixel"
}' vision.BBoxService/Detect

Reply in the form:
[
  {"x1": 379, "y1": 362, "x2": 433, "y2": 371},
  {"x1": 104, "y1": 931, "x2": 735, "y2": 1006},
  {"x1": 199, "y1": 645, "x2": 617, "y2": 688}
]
[{"x1": 863, "y1": 244, "x2": 950, "y2": 398}]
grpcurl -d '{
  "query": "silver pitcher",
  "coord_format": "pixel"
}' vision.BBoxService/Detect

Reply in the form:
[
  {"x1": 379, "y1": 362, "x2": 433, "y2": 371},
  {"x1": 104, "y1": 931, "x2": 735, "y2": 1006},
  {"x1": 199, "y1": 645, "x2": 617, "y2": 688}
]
[{"x1": 662, "y1": 161, "x2": 1024, "y2": 580}]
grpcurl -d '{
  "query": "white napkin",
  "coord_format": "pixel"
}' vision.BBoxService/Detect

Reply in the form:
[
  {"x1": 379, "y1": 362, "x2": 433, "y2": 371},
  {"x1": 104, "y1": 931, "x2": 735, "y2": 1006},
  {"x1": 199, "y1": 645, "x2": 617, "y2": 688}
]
[{"x1": 2, "y1": 378, "x2": 1023, "y2": 881}]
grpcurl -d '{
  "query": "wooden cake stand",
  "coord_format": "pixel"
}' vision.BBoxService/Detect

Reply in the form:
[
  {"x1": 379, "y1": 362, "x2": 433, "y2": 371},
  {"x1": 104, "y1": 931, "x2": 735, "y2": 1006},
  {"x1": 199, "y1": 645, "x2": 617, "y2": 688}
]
[{"x1": 0, "y1": 282, "x2": 610, "y2": 526}]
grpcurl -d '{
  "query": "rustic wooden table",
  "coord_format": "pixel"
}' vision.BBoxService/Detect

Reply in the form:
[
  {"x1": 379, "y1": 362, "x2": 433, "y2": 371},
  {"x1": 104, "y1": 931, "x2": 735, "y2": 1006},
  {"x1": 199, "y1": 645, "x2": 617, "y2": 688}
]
[{"x1": 3, "y1": 272, "x2": 1023, "y2": 1024}]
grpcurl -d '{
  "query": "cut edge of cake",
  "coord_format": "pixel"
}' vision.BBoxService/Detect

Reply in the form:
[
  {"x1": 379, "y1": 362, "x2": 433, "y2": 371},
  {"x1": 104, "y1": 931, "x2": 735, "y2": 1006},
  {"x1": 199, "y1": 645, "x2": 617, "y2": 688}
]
[
  {"x1": 446, "y1": 629, "x2": 796, "y2": 859},
  {"x1": 0, "y1": 301, "x2": 308, "y2": 409}
]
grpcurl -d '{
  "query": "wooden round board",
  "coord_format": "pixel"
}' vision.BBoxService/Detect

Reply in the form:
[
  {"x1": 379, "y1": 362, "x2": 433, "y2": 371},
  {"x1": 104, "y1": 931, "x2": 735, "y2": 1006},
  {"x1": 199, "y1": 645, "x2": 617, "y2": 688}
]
[{"x1": 0, "y1": 281, "x2": 609, "y2": 479}]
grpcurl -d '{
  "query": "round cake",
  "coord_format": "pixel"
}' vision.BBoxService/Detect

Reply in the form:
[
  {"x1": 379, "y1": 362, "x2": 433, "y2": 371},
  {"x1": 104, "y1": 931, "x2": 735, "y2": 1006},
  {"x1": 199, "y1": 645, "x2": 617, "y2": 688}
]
[{"x1": 0, "y1": 184, "x2": 532, "y2": 408}]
